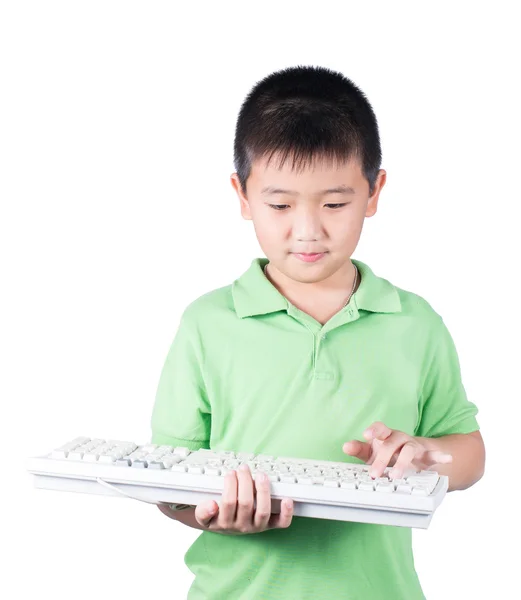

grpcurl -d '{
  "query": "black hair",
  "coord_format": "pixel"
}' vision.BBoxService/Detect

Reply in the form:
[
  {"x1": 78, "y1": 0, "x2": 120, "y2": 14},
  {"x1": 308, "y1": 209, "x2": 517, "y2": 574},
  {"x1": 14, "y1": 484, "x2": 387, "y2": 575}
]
[{"x1": 233, "y1": 65, "x2": 382, "y2": 197}]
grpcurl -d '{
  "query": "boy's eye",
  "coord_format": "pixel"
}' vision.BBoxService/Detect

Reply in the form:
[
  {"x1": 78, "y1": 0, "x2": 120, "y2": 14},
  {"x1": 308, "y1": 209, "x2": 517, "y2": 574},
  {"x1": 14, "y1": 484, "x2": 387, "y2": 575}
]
[{"x1": 268, "y1": 203, "x2": 347, "y2": 211}]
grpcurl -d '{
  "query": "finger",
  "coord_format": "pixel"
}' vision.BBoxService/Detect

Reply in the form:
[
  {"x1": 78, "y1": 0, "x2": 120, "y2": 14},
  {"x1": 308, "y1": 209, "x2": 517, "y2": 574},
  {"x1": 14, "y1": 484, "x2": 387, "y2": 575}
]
[
  {"x1": 343, "y1": 440, "x2": 372, "y2": 463},
  {"x1": 194, "y1": 500, "x2": 219, "y2": 528},
  {"x1": 364, "y1": 421, "x2": 393, "y2": 442},
  {"x1": 389, "y1": 442, "x2": 422, "y2": 479},
  {"x1": 268, "y1": 497, "x2": 294, "y2": 530},
  {"x1": 236, "y1": 464, "x2": 255, "y2": 530},
  {"x1": 369, "y1": 431, "x2": 409, "y2": 478},
  {"x1": 219, "y1": 470, "x2": 238, "y2": 528},
  {"x1": 253, "y1": 470, "x2": 272, "y2": 530}
]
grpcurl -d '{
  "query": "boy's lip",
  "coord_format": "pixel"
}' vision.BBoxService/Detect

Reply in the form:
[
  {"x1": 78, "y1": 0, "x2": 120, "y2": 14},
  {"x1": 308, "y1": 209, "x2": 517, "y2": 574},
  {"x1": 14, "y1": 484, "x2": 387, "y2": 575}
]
[{"x1": 292, "y1": 251, "x2": 328, "y2": 262}]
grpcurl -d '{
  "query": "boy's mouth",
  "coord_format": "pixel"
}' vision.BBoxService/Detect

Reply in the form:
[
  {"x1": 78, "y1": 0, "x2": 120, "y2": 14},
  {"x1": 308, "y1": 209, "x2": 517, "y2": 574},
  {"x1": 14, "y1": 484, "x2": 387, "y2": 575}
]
[{"x1": 292, "y1": 252, "x2": 327, "y2": 263}]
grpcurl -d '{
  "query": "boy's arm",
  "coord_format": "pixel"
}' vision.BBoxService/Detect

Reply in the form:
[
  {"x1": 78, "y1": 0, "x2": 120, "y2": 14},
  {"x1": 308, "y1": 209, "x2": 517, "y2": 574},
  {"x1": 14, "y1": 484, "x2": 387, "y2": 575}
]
[
  {"x1": 150, "y1": 306, "x2": 211, "y2": 451},
  {"x1": 344, "y1": 313, "x2": 486, "y2": 494},
  {"x1": 413, "y1": 315, "x2": 483, "y2": 491},
  {"x1": 415, "y1": 430, "x2": 485, "y2": 492},
  {"x1": 149, "y1": 307, "x2": 212, "y2": 519}
]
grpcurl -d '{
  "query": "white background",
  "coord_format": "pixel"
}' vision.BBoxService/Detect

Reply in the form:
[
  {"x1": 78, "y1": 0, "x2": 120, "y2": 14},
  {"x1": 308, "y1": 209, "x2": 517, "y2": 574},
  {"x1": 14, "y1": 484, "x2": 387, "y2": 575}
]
[{"x1": 2, "y1": 1, "x2": 519, "y2": 598}]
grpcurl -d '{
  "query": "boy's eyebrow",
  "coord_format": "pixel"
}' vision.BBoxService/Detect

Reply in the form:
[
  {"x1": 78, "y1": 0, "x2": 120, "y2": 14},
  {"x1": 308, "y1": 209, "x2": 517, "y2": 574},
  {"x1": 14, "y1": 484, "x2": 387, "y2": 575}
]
[{"x1": 260, "y1": 184, "x2": 356, "y2": 196}]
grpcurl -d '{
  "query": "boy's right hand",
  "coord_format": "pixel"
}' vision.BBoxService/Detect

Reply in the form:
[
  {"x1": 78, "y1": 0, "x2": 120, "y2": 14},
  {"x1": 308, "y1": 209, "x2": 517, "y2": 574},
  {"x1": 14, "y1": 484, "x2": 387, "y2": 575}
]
[{"x1": 195, "y1": 463, "x2": 294, "y2": 534}]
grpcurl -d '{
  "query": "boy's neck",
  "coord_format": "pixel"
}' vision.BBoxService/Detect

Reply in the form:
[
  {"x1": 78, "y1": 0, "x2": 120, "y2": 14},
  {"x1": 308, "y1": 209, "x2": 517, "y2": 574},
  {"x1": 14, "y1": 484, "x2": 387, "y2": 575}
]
[{"x1": 264, "y1": 260, "x2": 360, "y2": 324}]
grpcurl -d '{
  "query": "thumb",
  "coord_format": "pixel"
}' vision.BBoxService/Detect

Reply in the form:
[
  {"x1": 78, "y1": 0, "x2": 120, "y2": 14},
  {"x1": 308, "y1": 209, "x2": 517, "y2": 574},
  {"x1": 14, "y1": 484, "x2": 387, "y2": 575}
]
[{"x1": 195, "y1": 500, "x2": 219, "y2": 526}]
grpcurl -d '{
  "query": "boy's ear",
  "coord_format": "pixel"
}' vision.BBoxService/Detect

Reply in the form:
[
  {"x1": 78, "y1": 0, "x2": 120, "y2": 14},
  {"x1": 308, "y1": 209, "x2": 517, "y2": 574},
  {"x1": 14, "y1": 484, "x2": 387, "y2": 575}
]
[
  {"x1": 230, "y1": 173, "x2": 252, "y2": 220},
  {"x1": 365, "y1": 169, "x2": 386, "y2": 218}
]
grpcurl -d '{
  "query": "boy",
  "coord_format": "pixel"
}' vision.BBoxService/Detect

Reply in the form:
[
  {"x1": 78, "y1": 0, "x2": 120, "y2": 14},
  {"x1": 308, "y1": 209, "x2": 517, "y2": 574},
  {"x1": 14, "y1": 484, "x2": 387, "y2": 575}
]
[{"x1": 151, "y1": 65, "x2": 486, "y2": 600}]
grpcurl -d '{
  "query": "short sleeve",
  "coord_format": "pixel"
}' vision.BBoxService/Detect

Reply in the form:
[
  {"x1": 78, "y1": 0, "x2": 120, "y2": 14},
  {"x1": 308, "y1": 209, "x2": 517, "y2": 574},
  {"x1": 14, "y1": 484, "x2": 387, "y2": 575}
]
[
  {"x1": 415, "y1": 317, "x2": 480, "y2": 438},
  {"x1": 150, "y1": 309, "x2": 211, "y2": 451}
]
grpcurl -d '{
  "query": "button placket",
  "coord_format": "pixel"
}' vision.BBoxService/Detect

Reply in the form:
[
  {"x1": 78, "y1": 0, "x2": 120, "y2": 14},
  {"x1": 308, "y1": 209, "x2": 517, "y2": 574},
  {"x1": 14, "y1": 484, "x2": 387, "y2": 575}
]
[{"x1": 314, "y1": 330, "x2": 334, "y2": 380}]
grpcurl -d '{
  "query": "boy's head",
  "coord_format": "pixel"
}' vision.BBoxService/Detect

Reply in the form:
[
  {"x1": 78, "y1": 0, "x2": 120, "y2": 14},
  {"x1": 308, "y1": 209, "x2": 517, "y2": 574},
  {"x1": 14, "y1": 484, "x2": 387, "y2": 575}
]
[{"x1": 230, "y1": 65, "x2": 386, "y2": 284}]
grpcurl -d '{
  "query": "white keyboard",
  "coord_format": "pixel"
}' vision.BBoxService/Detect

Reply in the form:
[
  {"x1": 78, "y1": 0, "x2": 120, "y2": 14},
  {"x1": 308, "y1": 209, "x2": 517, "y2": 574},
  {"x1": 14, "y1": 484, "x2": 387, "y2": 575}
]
[{"x1": 26, "y1": 436, "x2": 449, "y2": 529}]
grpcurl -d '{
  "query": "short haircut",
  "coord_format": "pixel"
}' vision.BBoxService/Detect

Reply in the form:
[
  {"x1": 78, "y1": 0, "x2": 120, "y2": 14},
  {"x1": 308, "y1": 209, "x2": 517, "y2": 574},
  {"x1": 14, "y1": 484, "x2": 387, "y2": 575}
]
[{"x1": 233, "y1": 65, "x2": 382, "y2": 197}]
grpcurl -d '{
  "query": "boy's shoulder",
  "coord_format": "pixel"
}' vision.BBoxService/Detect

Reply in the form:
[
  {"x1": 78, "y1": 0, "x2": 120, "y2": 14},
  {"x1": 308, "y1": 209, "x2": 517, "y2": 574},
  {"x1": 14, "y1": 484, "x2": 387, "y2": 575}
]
[
  {"x1": 394, "y1": 283, "x2": 442, "y2": 318},
  {"x1": 391, "y1": 281, "x2": 447, "y2": 341},
  {"x1": 179, "y1": 282, "x2": 235, "y2": 324}
]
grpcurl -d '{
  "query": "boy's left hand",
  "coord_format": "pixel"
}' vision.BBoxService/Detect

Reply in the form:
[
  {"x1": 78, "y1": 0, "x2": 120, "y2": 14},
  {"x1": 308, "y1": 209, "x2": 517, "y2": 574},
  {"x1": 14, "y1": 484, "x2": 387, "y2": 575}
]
[{"x1": 343, "y1": 421, "x2": 453, "y2": 480}]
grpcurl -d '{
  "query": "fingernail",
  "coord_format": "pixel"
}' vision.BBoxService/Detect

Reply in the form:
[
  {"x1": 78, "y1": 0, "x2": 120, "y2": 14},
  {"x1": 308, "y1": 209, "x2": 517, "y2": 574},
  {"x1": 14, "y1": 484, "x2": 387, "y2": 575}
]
[
  {"x1": 285, "y1": 499, "x2": 293, "y2": 510},
  {"x1": 240, "y1": 464, "x2": 249, "y2": 471}
]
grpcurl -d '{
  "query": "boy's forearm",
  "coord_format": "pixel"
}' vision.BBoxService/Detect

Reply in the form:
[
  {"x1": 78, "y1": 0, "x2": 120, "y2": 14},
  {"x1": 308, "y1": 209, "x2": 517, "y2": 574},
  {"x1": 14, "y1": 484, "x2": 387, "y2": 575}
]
[{"x1": 415, "y1": 433, "x2": 485, "y2": 492}]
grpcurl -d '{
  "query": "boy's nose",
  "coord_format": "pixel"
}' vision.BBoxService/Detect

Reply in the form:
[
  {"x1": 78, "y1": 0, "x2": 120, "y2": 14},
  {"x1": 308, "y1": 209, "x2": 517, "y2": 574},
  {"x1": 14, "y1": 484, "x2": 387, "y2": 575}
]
[{"x1": 293, "y1": 210, "x2": 323, "y2": 241}]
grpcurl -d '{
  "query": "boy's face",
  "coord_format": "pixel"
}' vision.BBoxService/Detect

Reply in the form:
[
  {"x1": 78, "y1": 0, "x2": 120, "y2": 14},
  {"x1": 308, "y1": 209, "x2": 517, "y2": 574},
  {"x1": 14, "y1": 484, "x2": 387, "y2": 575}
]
[{"x1": 231, "y1": 153, "x2": 386, "y2": 284}]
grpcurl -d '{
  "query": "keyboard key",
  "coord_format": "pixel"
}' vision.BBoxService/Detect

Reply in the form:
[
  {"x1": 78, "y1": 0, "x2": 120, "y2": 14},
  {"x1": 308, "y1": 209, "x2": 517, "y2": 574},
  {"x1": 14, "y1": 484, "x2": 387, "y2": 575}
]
[
  {"x1": 171, "y1": 464, "x2": 187, "y2": 472},
  {"x1": 237, "y1": 453, "x2": 255, "y2": 461},
  {"x1": 204, "y1": 467, "x2": 221, "y2": 476},
  {"x1": 148, "y1": 461, "x2": 165, "y2": 469},
  {"x1": 51, "y1": 450, "x2": 68, "y2": 459},
  {"x1": 324, "y1": 478, "x2": 339, "y2": 487},
  {"x1": 280, "y1": 475, "x2": 297, "y2": 484},
  {"x1": 297, "y1": 476, "x2": 313, "y2": 485},
  {"x1": 99, "y1": 454, "x2": 117, "y2": 464},
  {"x1": 188, "y1": 466, "x2": 204, "y2": 475},
  {"x1": 256, "y1": 462, "x2": 272, "y2": 471},
  {"x1": 218, "y1": 451, "x2": 236, "y2": 459},
  {"x1": 306, "y1": 468, "x2": 322, "y2": 476},
  {"x1": 390, "y1": 478, "x2": 407, "y2": 486},
  {"x1": 173, "y1": 447, "x2": 190, "y2": 458},
  {"x1": 68, "y1": 451, "x2": 84, "y2": 460},
  {"x1": 139, "y1": 444, "x2": 157, "y2": 453},
  {"x1": 358, "y1": 482, "x2": 375, "y2": 491},
  {"x1": 340, "y1": 480, "x2": 357, "y2": 489},
  {"x1": 70, "y1": 436, "x2": 90, "y2": 446},
  {"x1": 375, "y1": 482, "x2": 394, "y2": 493},
  {"x1": 83, "y1": 452, "x2": 100, "y2": 462}
]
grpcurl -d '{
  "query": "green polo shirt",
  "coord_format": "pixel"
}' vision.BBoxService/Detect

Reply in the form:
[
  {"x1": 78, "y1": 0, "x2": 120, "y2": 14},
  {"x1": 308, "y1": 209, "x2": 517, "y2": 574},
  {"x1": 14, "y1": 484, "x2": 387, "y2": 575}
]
[{"x1": 150, "y1": 257, "x2": 480, "y2": 600}]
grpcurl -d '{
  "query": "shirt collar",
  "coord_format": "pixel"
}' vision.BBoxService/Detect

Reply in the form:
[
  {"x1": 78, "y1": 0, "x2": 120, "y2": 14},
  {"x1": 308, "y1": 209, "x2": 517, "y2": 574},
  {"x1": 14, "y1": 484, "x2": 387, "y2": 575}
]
[{"x1": 232, "y1": 258, "x2": 402, "y2": 319}]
